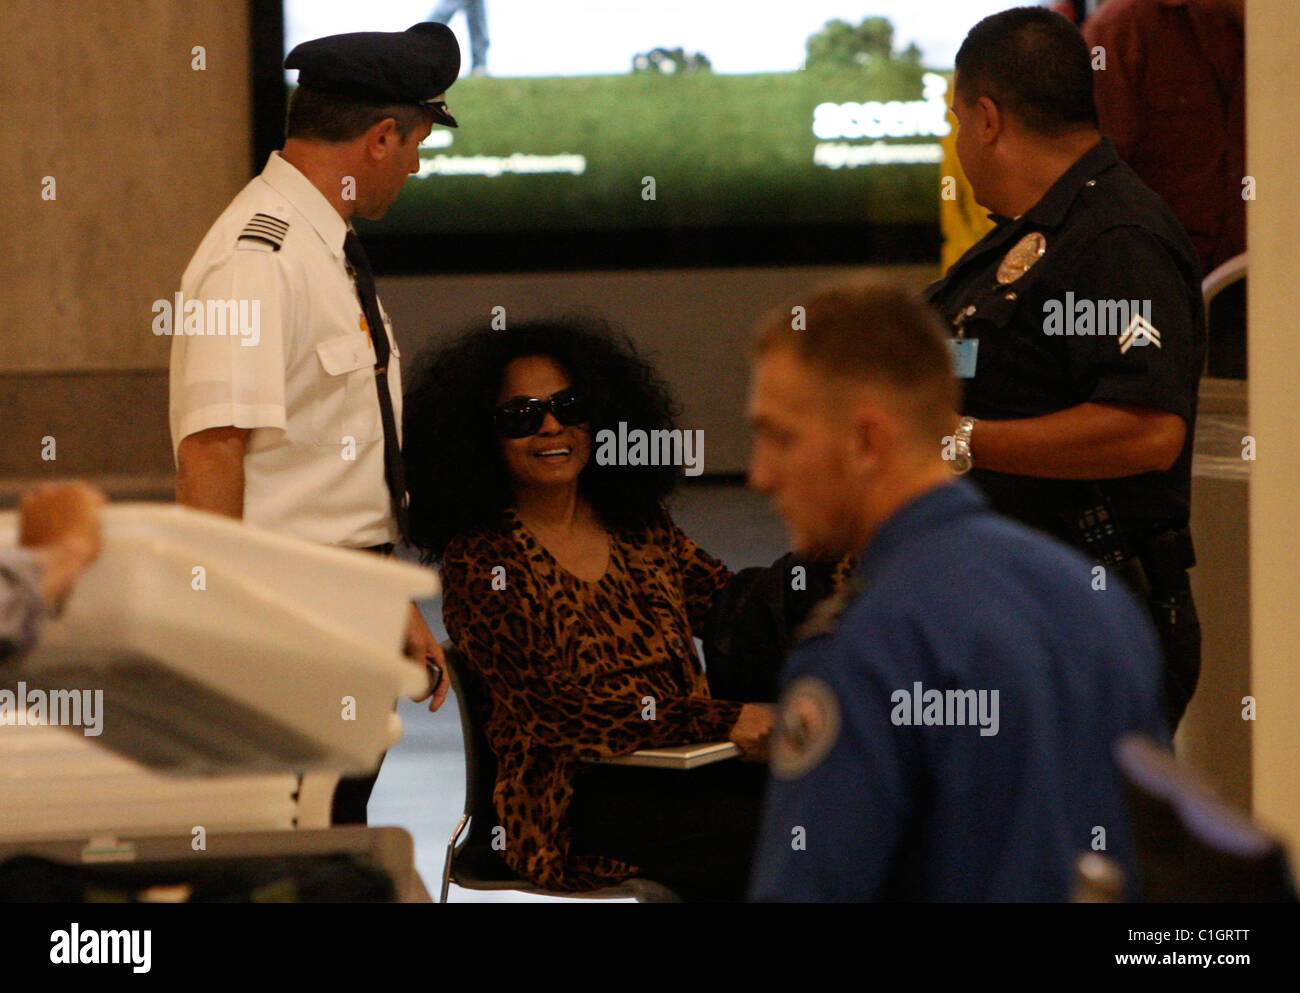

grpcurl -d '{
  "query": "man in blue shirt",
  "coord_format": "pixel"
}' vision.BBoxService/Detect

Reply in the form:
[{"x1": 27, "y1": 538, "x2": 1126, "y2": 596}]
[{"x1": 745, "y1": 281, "x2": 1168, "y2": 901}]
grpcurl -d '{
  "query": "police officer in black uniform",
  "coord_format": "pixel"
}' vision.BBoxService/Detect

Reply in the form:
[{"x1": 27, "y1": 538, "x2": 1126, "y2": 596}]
[{"x1": 926, "y1": 8, "x2": 1205, "y2": 731}]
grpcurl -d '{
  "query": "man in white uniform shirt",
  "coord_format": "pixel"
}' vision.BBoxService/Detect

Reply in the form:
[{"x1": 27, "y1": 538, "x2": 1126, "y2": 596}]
[{"x1": 170, "y1": 23, "x2": 459, "y2": 823}]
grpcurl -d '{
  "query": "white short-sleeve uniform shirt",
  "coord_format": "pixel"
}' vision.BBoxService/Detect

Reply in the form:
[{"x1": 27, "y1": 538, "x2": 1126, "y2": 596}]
[{"x1": 169, "y1": 152, "x2": 402, "y2": 548}]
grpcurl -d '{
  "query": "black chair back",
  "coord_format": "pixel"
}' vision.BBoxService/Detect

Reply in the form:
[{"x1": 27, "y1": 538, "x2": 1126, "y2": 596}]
[{"x1": 442, "y1": 647, "x2": 516, "y2": 879}]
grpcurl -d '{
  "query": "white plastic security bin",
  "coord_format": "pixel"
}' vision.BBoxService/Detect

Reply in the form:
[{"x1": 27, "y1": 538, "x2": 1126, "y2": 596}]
[{"x1": 0, "y1": 503, "x2": 438, "y2": 778}]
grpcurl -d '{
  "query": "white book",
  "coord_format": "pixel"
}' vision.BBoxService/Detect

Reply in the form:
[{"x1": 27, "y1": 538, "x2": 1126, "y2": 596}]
[{"x1": 591, "y1": 742, "x2": 741, "y2": 771}]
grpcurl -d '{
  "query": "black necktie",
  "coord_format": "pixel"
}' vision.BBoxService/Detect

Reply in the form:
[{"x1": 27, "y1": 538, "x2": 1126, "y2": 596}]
[{"x1": 343, "y1": 230, "x2": 408, "y2": 541}]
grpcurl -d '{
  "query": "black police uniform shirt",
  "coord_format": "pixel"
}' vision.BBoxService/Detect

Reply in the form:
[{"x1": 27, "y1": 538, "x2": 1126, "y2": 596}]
[
  {"x1": 748, "y1": 481, "x2": 1169, "y2": 902},
  {"x1": 925, "y1": 137, "x2": 1206, "y2": 541}
]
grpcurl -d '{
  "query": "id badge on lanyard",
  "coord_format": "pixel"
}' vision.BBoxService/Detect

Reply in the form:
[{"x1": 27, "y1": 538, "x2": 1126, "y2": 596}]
[{"x1": 948, "y1": 305, "x2": 979, "y2": 379}]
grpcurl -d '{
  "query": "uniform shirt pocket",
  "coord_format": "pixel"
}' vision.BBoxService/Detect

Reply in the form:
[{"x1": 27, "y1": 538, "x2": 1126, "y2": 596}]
[
  {"x1": 962, "y1": 291, "x2": 1021, "y2": 388},
  {"x1": 966, "y1": 288, "x2": 1070, "y2": 416},
  {"x1": 312, "y1": 333, "x2": 382, "y2": 446}
]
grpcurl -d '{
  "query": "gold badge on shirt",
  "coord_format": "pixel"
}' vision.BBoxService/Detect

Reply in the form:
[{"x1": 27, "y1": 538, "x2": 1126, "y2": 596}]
[
  {"x1": 359, "y1": 313, "x2": 370, "y2": 335},
  {"x1": 996, "y1": 231, "x2": 1047, "y2": 284}
]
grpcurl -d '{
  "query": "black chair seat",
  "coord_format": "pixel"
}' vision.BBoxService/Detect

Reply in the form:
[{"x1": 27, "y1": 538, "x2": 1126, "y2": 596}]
[{"x1": 450, "y1": 843, "x2": 519, "y2": 885}]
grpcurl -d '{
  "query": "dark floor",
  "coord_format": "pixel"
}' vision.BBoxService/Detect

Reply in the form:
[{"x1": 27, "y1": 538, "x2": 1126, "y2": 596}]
[{"x1": 369, "y1": 479, "x2": 789, "y2": 901}]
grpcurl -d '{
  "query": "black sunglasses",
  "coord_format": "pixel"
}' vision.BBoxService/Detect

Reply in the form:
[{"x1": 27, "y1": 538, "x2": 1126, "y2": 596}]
[{"x1": 493, "y1": 388, "x2": 590, "y2": 438}]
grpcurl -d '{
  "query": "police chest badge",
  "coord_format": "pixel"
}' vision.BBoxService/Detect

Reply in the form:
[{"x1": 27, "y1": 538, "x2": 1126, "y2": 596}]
[
  {"x1": 996, "y1": 231, "x2": 1047, "y2": 284},
  {"x1": 772, "y1": 676, "x2": 841, "y2": 780}
]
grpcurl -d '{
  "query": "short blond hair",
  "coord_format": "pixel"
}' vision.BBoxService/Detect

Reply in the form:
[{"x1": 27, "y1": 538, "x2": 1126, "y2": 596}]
[{"x1": 753, "y1": 280, "x2": 958, "y2": 444}]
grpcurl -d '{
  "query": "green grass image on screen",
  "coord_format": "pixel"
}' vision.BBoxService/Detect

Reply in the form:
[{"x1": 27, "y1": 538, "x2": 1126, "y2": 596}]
[{"x1": 361, "y1": 64, "x2": 946, "y2": 237}]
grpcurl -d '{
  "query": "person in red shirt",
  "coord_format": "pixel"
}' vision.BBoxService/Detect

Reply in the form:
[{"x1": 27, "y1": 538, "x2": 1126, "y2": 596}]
[
  {"x1": 1047, "y1": 1, "x2": 1103, "y2": 24},
  {"x1": 1084, "y1": 0, "x2": 1245, "y2": 279}
]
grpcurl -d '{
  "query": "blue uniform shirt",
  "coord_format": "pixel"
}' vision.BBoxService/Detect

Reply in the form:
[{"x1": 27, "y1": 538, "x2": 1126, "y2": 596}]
[{"x1": 749, "y1": 480, "x2": 1169, "y2": 902}]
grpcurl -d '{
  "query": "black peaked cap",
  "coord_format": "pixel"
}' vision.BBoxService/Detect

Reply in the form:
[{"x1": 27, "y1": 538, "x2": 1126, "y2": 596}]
[{"x1": 285, "y1": 22, "x2": 461, "y2": 127}]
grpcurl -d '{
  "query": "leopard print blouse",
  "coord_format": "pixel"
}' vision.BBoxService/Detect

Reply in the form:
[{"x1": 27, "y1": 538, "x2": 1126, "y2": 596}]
[{"x1": 440, "y1": 508, "x2": 745, "y2": 891}]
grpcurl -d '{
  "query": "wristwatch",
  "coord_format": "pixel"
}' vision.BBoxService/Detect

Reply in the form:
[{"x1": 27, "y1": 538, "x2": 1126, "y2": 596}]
[{"x1": 951, "y1": 416, "x2": 978, "y2": 474}]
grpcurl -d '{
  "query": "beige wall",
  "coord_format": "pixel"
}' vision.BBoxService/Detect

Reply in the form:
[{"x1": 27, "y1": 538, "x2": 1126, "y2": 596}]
[
  {"x1": 0, "y1": 0, "x2": 250, "y2": 483},
  {"x1": 1247, "y1": 0, "x2": 1300, "y2": 848},
  {"x1": 0, "y1": 0, "x2": 251, "y2": 374}
]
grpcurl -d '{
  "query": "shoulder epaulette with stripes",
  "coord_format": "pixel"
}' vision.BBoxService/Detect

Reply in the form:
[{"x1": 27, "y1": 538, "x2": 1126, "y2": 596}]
[{"x1": 237, "y1": 212, "x2": 289, "y2": 251}]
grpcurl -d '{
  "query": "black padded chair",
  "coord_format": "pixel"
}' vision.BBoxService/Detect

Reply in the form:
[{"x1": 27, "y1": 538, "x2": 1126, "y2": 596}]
[
  {"x1": 1116, "y1": 733, "x2": 1298, "y2": 902},
  {"x1": 438, "y1": 645, "x2": 678, "y2": 902}
]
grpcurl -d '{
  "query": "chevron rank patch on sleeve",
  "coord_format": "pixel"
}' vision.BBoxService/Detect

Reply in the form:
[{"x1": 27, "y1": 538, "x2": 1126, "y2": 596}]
[
  {"x1": 237, "y1": 212, "x2": 289, "y2": 251},
  {"x1": 1118, "y1": 312, "x2": 1162, "y2": 353}
]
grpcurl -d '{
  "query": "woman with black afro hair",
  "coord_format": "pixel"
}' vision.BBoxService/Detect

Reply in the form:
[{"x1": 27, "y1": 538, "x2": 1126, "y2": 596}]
[{"x1": 403, "y1": 316, "x2": 771, "y2": 901}]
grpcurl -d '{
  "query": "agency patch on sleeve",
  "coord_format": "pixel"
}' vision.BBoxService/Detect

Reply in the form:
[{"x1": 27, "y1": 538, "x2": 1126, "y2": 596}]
[{"x1": 772, "y1": 675, "x2": 841, "y2": 780}]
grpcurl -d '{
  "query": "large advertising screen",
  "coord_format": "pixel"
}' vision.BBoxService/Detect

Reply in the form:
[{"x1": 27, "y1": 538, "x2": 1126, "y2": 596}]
[{"x1": 277, "y1": 1, "x2": 1016, "y2": 270}]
